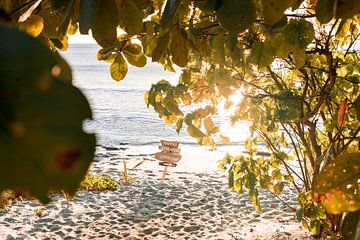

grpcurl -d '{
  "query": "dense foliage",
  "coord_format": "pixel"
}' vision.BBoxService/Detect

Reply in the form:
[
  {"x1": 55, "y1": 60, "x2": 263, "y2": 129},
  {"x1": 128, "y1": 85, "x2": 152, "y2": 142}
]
[{"x1": 0, "y1": 0, "x2": 359, "y2": 237}]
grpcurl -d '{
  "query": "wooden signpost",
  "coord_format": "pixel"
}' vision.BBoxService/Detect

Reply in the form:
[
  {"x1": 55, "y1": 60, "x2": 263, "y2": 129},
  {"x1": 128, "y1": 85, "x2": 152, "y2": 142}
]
[{"x1": 155, "y1": 140, "x2": 181, "y2": 181}]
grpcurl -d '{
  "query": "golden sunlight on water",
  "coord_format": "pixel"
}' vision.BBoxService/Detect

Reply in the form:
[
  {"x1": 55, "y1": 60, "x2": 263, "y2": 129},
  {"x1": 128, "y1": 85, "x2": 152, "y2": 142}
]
[{"x1": 218, "y1": 91, "x2": 250, "y2": 143}]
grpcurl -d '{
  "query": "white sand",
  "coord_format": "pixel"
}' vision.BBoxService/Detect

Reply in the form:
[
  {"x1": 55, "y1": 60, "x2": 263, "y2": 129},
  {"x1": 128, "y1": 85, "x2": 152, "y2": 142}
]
[{"x1": 0, "y1": 146, "x2": 311, "y2": 239}]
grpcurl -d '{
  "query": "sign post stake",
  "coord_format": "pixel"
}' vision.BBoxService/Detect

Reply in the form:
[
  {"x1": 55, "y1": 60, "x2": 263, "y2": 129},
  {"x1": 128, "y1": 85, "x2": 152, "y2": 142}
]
[{"x1": 161, "y1": 166, "x2": 168, "y2": 182}]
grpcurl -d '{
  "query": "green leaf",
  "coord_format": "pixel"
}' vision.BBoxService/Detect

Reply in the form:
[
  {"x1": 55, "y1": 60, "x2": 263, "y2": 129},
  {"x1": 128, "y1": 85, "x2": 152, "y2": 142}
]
[
  {"x1": 212, "y1": 35, "x2": 225, "y2": 65},
  {"x1": 228, "y1": 170, "x2": 234, "y2": 190},
  {"x1": 216, "y1": 0, "x2": 256, "y2": 34},
  {"x1": 316, "y1": 0, "x2": 335, "y2": 24},
  {"x1": 249, "y1": 41, "x2": 275, "y2": 68},
  {"x1": 283, "y1": 19, "x2": 315, "y2": 49},
  {"x1": 118, "y1": 0, "x2": 144, "y2": 36},
  {"x1": 271, "y1": 169, "x2": 282, "y2": 181},
  {"x1": 341, "y1": 210, "x2": 360, "y2": 240},
  {"x1": 312, "y1": 152, "x2": 360, "y2": 214},
  {"x1": 164, "y1": 97, "x2": 183, "y2": 116},
  {"x1": 123, "y1": 43, "x2": 147, "y2": 67},
  {"x1": 91, "y1": 0, "x2": 119, "y2": 48},
  {"x1": 176, "y1": 118, "x2": 183, "y2": 133},
  {"x1": 0, "y1": 26, "x2": 95, "y2": 203},
  {"x1": 273, "y1": 182, "x2": 284, "y2": 194},
  {"x1": 110, "y1": 53, "x2": 128, "y2": 81},
  {"x1": 170, "y1": 29, "x2": 189, "y2": 67},
  {"x1": 262, "y1": 0, "x2": 293, "y2": 25},
  {"x1": 79, "y1": 0, "x2": 101, "y2": 34},
  {"x1": 187, "y1": 125, "x2": 206, "y2": 138}
]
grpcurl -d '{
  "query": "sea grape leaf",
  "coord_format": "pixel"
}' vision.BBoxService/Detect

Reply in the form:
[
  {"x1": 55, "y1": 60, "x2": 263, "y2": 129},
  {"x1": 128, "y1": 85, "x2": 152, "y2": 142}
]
[
  {"x1": 216, "y1": 0, "x2": 256, "y2": 34},
  {"x1": 341, "y1": 210, "x2": 360, "y2": 240},
  {"x1": 91, "y1": 0, "x2": 119, "y2": 48},
  {"x1": 249, "y1": 41, "x2": 275, "y2": 68},
  {"x1": 160, "y1": 0, "x2": 181, "y2": 29},
  {"x1": 0, "y1": 26, "x2": 95, "y2": 203},
  {"x1": 335, "y1": 0, "x2": 360, "y2": 20},
  {"x1": 123, "y1": 43, "x2": 147, "y2": 67},
  {"x1": 316, "y1": 0, "x2": 335, "y2": 24},
  {"x1": 283, "y1": 19, "x2": 315, "y2": 49},
  {"x1": 170, "y1": 29, "x2": 189, "y2": 67},
  {"x1": 79, "y1": 0, "x2": 101, "y2": 34},
  {"x1": 57, "y1": 0, "x2": 75, "y2": 37},
  {"x1": 312, "y1": 152, "x2": 360, "y2": 214},
  {"x1": 110, "y1": 53, "x2": 128, "y2": 81},
  {"x1": 118, "y1": 0, "x2": 144, "y2": 36},
  {"x1": 18, "y1": 14, "x2": 44, "y2": 37},
  {"x1": 262, "y1": 0, "x2": 293, "y2": 25},
  {"x1": 220, "y1": 134, "x2": 230, "y2": 144}
]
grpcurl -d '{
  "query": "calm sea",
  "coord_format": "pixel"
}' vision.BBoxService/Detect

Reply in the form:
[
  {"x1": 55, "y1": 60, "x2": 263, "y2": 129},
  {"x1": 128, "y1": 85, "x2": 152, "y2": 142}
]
[{"x1": 61, "y1": 44, "x2": 250, "y2": 160}]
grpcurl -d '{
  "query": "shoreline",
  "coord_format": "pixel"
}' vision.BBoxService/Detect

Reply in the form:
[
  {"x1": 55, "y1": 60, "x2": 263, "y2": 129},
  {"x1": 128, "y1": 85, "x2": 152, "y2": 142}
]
[{"x1": 0, "y1": 146, "x2": 311, "y2": 239}]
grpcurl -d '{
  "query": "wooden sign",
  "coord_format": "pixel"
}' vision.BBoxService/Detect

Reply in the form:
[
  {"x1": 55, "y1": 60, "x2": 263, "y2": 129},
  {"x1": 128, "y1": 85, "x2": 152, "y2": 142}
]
[{"x1": 155, "y1": 140, "x2": 182, "y2": 181}]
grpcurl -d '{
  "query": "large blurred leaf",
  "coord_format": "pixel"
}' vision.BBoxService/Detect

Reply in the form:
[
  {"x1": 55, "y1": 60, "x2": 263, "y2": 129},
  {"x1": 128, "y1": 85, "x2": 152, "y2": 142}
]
[
  {"x1": 79, "y1": 0, "x2": 101, "y2": 34},
  {"x1": 0, "y1": 26, "x2": 95, "y2": 203},
  {"x1": 216, "y1": 0, "x2": 256, "y2": 34},
  {"x1": 283, "y1": 19, "x2": 314, "y2": 49},
  {"x1": 18, "y1": 14, "x2": 44, "y2": 37},
  {"x1": 341, "y1": 210, "x2": 360, "y2": 240},
  {"x1": 91, "y1": 0, "x2": 119, "y2": 48},
  {"x1": 312, "y1": 152, "x2": 360, "y2": 214}
]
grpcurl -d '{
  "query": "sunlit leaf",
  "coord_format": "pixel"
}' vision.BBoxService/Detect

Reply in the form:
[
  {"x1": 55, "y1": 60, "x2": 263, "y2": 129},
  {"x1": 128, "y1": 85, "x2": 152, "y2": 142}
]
[
  {"x1": 0, "y1": 26, "x2": 95, "y2": 203},
  {"x1": 118, "y1": 0, "x2": 144, "y2": 36},
  {"x1": 312, "y1": 152, "x2": 360, "y2": 214},
  {"x1": 123, "y1": 43, "x2": 147, "y2": 67},
  {"x1": 91, "y1": 0, "x2": 119, "y2": 48},
  {"x1": 18, "y1": 14, "x2": 44, "y2": 37},
  {"x1": 110, "y1": 53, "x2": 128, "y2": 81},
  {"x1": 170, "y1": 29, "x2": 189, "y2": 67},
  {"x1": 220, "y1": 135, "x2": 230, "y2": 144},
  {"x1": 262, "y1": 0, "x2": 293, "y2": 25},
  {"x1": 216, "y1": 0, "x2": 256, "y2": 34},
  {"x1": 249, "y1": 41, "x2": 275, "y2": 68},
  {"x1": 283, "y1": 19, "x2": 314, "y2": 49}
]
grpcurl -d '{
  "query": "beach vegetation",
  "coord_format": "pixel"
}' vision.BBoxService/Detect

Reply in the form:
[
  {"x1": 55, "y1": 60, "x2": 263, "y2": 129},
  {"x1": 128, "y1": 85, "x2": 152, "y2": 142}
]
[
  {"x1": 0, "y1": 0, "x2": 359, "y2": 237},
  {"x1": 80, "y1": 173, "x2": 119, "y2": 192}
]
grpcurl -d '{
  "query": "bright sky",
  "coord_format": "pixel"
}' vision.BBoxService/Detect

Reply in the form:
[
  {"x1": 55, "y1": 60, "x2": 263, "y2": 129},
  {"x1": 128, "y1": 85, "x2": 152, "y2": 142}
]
[{"x1": 68, "y1": 32, "x2": 97, "y2": 44}]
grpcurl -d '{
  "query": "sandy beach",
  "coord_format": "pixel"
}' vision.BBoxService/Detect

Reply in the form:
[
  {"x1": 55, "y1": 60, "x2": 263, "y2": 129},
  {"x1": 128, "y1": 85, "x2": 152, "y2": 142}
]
[{"x1": 0, "y1": 145, "x2": 311, "y2": 239}]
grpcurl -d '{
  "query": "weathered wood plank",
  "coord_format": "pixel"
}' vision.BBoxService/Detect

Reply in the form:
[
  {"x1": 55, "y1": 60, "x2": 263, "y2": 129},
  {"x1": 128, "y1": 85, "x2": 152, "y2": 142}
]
[
  {"x1": 155, "y1": 152, "x2": 181, "y2": 162},
  {"x1": 159, "y1": 145, "x2": 181, "y2": 153},
  {"x1": 160, "y1": 140, "x2": 179, "y2": 148}
]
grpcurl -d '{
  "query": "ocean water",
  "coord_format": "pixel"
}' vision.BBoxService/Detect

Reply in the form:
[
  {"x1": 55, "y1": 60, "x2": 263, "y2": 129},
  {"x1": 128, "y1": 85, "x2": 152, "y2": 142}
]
[{"x1": 61, "y1": 44, "x2": 251, "y2": 163}]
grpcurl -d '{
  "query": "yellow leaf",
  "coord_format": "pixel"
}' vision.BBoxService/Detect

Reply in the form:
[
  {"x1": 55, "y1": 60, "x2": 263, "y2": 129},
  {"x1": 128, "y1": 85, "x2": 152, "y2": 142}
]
[
  {"x1": 220, "y1": 134, "x2": 230, "y2": 144},
  {"x1": 19, "y1": 14, "x2": 44, "y2": 37},
  {"x1": 110, "y1": 53, "x2": 128, "y2": 81}
]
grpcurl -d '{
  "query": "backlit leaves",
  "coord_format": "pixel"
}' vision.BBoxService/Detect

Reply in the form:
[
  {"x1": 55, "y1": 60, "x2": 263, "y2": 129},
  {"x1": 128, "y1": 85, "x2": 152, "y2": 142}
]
[
  {"x1": 312, "y1": 152, "x2": 360, "y2": 214},
  {"x1": 18, "y1": 14, "x2": 44, "y2": 37},
  {"x1": 123, "y1": 43, "x2": 147, "y2": 67},
  {"x1": 118, "y1": 0, "x2": 144, "y2": 36},
  {"x1": 283, "y1": 19, "x2": 315, "y2": 49},
  {"x1": 91, "y1": 0, "x2": 119, "y2": 48},
  {"x1": 216, "y1": 0, "x2": 256, "y2": 34},
  {"x1": 0, "y1": 26, "x2": 95, "y2": 203},
  {"x1": 262, "y1": 0, "x2": 293, "y2": 25},
  {"x1": 249, "y1": 41, "x2": 275, "y2": 68},
  {"x1": 110, "y1": 53, "x2": 128, "y2": 81}
]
